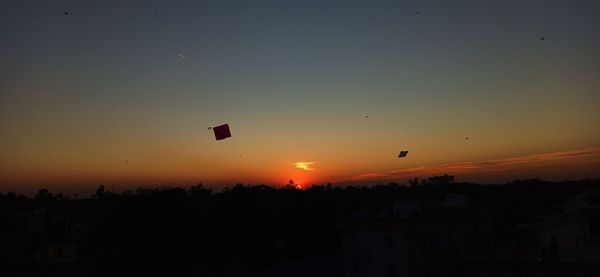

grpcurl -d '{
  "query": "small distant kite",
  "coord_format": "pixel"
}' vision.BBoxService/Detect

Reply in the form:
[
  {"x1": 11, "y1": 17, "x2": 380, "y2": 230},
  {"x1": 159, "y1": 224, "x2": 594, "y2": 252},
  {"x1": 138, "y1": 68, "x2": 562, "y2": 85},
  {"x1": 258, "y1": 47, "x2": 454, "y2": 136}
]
[
  {"x1": 398, "y1": 151, "x2": 409, "y2": 158},
  {"x1": 211, "y1": 124, "x2": 231, "y2": 140}
]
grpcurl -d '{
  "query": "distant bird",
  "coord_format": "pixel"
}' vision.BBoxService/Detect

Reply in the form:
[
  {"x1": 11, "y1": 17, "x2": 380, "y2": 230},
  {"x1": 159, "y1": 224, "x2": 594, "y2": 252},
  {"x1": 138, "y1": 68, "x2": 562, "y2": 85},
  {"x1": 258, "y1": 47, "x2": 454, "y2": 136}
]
[
  {"x1": 540, "y1": 36, "x2": 545, "y2": 41},
  {"x1": 365, "y1": 114, "x2": 369, "y2": 119},
  {"x1": 466, "y1": 137, "x2": 469, "y2": 140},
  {"x1": 64, "y1": 11, "x2": 69, "y2": 16},
  {"x1": 416, "y1": 11, "x2": 420, "y2": 15}
]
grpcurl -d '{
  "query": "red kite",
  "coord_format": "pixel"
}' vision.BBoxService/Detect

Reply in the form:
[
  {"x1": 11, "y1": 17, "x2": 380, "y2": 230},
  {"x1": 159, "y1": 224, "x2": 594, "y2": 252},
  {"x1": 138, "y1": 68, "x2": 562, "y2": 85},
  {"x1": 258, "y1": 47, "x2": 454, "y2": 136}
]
[{"x1": 212, "y1": 124, "x2": 231, "y2": 140}]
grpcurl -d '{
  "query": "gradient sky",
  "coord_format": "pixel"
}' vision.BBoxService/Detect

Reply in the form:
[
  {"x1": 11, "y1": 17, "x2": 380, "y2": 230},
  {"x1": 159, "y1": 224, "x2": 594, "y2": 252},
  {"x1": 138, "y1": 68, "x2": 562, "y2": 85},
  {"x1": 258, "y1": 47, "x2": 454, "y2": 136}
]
[{"x1": 1, "y1": 0, "x2": 599, "y2": 194}]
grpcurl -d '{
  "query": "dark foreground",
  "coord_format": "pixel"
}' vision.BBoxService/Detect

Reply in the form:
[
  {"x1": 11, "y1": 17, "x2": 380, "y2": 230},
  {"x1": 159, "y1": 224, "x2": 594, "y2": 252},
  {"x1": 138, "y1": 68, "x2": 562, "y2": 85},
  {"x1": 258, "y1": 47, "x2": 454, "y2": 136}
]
[{"x1": 1, "y1": 178, "x2": 600, "y2": 276}]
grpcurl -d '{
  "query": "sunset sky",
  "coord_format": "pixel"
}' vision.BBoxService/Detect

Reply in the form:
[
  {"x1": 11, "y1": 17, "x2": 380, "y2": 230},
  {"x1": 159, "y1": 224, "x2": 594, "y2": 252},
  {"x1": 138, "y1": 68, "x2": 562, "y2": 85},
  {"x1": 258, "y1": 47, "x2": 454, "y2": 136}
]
[{"x1": 1, "y1": 0, "x2": 599, "y2": 194}]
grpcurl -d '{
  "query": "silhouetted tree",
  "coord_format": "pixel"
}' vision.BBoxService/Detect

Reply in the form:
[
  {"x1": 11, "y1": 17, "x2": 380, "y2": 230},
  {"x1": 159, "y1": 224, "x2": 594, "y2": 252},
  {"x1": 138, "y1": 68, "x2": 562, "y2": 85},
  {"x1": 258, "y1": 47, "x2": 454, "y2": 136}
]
[
  {"x1": 188, "y1": 182, "x2": 212, "y2": 197},
  {"x1": 284, "y1": 180, "x2": 299, "y2": 190},
  {"x1": 55, "y1": 192, "x2": 67, "y2": 200},
  {"x1": 93, "y1": 185, "x2": 117, "y2": 199},
  {"x1": 3, "y1": 191, "x2": 25, "y2": 201},
  {"x1": 308, "y1": 184, "x2": 325, "y2": 192},
  {"x1": 93, "y1": 185, "x2": 107, "y2": 199},
  {"x1": 34, "y1": 188, "x2": 53, "y2": 201},
  {"x1": 409, "y1": 177, "x2": 419, "y2": 188}
]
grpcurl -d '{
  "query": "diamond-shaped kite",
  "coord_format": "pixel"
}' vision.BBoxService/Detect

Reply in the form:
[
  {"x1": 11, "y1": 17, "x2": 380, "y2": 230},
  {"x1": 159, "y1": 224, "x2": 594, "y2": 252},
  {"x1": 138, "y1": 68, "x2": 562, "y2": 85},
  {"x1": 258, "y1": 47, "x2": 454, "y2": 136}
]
[
  {"x1": 398, "y1": 151, "x2": 408, "y2": 158},
  {"x1": 212, "y1": 124, "x2": 231, "y2": 140}
]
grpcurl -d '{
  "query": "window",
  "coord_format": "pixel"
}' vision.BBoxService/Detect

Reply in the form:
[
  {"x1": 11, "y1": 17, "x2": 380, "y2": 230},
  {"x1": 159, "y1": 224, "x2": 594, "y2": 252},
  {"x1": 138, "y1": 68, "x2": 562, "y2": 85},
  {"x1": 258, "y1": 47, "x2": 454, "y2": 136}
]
[{"x1": 384, "y1": 234, "x2": 394, "y2": 249}]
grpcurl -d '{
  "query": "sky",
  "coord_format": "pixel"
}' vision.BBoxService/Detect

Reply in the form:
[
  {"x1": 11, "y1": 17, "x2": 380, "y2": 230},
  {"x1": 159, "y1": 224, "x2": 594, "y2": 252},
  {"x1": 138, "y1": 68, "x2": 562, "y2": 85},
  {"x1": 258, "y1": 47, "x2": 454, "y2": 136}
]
[{"x1": 1, "y1": 0, "x2": 599, "y2": 194}]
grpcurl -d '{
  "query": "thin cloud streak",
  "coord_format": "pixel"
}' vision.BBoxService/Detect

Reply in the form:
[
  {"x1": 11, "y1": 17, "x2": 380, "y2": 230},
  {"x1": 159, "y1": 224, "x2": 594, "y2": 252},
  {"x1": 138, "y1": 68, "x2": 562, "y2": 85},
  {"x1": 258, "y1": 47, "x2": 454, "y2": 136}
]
[
  {"x1": 293, "y1": 162, "x2": 316, "y2": 171},
  {"x1": 349, "y1": 148, "x2": 600, "y2": 182}
]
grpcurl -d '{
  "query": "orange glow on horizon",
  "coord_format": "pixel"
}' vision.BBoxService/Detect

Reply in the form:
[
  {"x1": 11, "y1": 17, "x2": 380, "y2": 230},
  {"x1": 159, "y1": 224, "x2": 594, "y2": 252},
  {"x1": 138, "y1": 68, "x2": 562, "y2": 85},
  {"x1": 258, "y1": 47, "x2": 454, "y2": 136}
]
[
  {"x1": 1, "y1": 147, "x2": 599, "y2": 194},
  {"x1": 347, "y1": 148, "x2": 600, "y2": 183}
]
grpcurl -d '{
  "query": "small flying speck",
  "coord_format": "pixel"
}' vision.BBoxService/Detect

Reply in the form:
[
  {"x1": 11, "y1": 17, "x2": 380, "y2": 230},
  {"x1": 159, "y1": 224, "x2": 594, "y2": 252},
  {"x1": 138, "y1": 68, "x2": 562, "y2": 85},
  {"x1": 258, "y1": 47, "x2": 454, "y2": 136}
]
[
  {"x1": 540, "y1": 36, "x2": 545, "y2": 41},
  {"x1": 64, "y1": 11, "x2": 69, "y2": 16},
  {"x1": 416, "y1": 11, "x2": 420, "y2": 15}
]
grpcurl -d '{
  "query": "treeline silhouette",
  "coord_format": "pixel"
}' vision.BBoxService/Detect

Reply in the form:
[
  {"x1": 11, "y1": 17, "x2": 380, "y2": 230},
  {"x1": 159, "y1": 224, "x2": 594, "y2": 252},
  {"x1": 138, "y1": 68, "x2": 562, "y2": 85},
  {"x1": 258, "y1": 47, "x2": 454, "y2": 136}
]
[{"x1": 1, "y1": 178, "x2": 599, "y2": 276}]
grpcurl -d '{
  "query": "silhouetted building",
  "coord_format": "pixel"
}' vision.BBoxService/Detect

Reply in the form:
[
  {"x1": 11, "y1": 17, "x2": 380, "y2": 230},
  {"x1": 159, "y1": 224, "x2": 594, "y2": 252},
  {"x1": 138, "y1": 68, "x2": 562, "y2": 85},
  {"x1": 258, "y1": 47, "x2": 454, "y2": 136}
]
[
  {"x1": 250, "y1": 252, "x2": 343, "y2": 277},
  {"x1": 340, "y1": 194, "x2": 490, "y2": 277},
  {"x1": 392, "y1": 198, "x2": 421, "y2": 219},
  {"x1": 25, "y1": 210, "x2": 87, "y2": 264},
  {"x1": 516, "y1": 191, "x2": 600, "y2": 263},
  {"x1": 427, "y1": 174, "x2": 455, "y2": 186},
  {"x1": 464, "y1": 191, "x2": 600, "y2": 276}
]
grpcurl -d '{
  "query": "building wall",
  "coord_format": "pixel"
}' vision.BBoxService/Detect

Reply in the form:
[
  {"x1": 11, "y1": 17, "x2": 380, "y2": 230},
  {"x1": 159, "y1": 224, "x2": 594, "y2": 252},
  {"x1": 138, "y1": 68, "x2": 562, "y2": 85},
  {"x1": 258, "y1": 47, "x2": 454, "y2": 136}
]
[
  {"x1": 343, "y1": 229, "x2": 410, "y2": 277},
  {"x1": 536, "y1": 211, "x2": 585, "y2": 261},
  {"x1": 533, "y1": 210, "x2": 600, "y2": 262}
]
